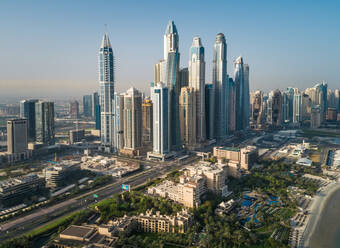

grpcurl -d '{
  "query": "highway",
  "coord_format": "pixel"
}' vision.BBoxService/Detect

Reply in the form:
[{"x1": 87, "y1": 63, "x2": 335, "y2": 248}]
[{"x1": 0, "y1": 157, "x2": 197, "y2": 242}]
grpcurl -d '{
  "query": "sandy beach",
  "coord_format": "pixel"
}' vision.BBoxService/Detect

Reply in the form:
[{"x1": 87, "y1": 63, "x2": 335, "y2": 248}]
[{"x1": 301, "y1": 180, "x2": 340, "y2": 248}]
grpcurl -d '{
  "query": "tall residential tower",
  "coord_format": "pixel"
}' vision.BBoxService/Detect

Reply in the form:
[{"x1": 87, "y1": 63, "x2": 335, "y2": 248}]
[
  {"x1": 99, "y1": 33, "x2": 115, "y2": 152},
  {"x1": 234, "y1": 56, "x2": 250, "y2": 130},
  {"x1": 20, "y1": 99, "x2": 38, "y2": 141},
  {"x1": 189, "y1": 36, "x2": 206, "y2": 142},
  {"x1": 164, "y1": 21, "x2": 181, "y2": 150},
  {"x1": 212, "y1": 33, "x2": 228, "y2": 139},
  {"x1": 148, "y1": 83, "x2": 170, "y2": 161}
]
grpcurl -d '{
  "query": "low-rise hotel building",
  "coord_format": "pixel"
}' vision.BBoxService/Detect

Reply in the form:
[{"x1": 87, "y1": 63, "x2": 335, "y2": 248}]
[
  {"x1": 136, "y1": 209, "x2": 192, "y2": 233},
  {"x1": 148, "y1": 176, "x2": 204, "y2": 208},
  {"x1": 213, "y1": 146, "x2": 258, "y2": 171},
  {"x1": 148, "y1": 162, "x2": 229, "y2": 208}
]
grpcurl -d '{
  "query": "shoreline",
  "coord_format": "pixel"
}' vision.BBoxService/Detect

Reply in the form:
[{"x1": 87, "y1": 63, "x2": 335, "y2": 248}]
[{"x1": 301, "y1": 180, "x2": 340, "y2": 247}]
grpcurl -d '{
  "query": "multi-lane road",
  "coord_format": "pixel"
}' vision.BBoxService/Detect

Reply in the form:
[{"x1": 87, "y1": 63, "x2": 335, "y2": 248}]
[{"x1": 0, "y1": 156, "x2": 197, "y2": 242}]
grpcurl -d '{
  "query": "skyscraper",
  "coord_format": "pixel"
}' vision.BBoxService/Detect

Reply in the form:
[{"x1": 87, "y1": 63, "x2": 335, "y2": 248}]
[
  {"x1": 150, "y1": 83, "x2": 170, "y2": 156},
  {"x1": 189, "y1": 36, "x2": 206, "y2": 142},
  {"x1": 179, "y1": 87, "x2": 196, "y2": 148},
  {"x1": 20, "y1": 99, "x2": 38, "y2": 141},
  {"x1": 179, "y1": 67, "x2": 189, "y2": 89},
  {"x1": 213, "y1": 33, "x2": 228, "y2": 139},
  {"x1": 293, "y1": 89, "x2": 302, "y2": 124},
  {"x1": 205, "y1": 84, "x2": 214, "y2": 140},
  {"x1": 335, "y1": 89, "x2": 340, "y2": 112},
  {"x1": 164, "y1": 21, "x2": 181, "y2": 150},
  {"x1": 83, "y1": 95, "x2": 92, "y2": 117},
  {"x1": 154, "y1": 21, "x2": 181, "y2": 150},
  {"x1": 285, "y1": 87, "x2": 295, "y2": 122},
  {"x1": 308, "y1": 82, "x2": 328, "y2": 120},
  {"x1": 122, "y1": 87, "x2": 142, "y2": 154},
  {"x1": 7, "y1": 119, "x2": 28, "y2": 154},
  {"x1": 327, "y1": 90, "x2": 334, "y2": 107},
  {"x1": 252, "y1": 91, "x2": 265, "y2": 129},
  {"x1": 267, "y1": 90, "x2": 282, "y2": 127},
  {"x1": 95, "y1": 105, "x2": 101, "y2": 130},
  {"x1": 69, "y1": 101, "x2": 79, "y2": 119},
  {"x1": 301, "y1": 93, "x2": 311, "y2": 122},
  {"x1": 244, "y1": 64, "x2": 250, "y2": 127},
  {"x1": 311, "y1": 105, "x2": 321, "y2": 128},
  {"x1": 228, "y1": 78, "x2": 236, "y2": 132},
  {"x1": 113, "y1": 93, "x2": 124, "y2": 152},
  {"x1": 154, "y1": 60, "x2": 166, "y2": 84},
  {"x1": 282, "y1": 92, "x2": 289, "y2": 123},
  {"x1": 164, "y1": 21, "x2": 179, "y2": 60},
  {"x1": 234, "y1": 56, "x2": 249, "y2": 131},
  {"x1": 319, "y1": 82, "x2": 328, "y2": 116},
  {"x1": 142, "y1": 98, "x2": 153, "y2": 147},
  {"x1": 99, "y1": 33, "x2": 115, "y2": 151},
  {"x1": 92, "y1": 92, "x2": 99, "y2": 118},
  {"x1": 35, "y1": 101, "x2": 55, "y2": 145}
]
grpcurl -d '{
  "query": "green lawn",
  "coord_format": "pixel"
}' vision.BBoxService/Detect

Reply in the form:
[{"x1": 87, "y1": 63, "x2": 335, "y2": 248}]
[{"x1": 25, "y1": 209, "x2": 92, "y2": 239}]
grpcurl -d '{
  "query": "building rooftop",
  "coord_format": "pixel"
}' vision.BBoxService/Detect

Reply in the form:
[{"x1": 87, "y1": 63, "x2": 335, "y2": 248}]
[
  {"x1": 0, "y1": 173, "x2": 40, "y2": 190},
  {"x1": 216, "y1": 147, "x2": 240, "y2": 152},
  {"x1": 61, "y1": 225, "x2": 94, "y2": 238},
  {"x1": 296, "y1": 157, "x2": 313, "y2": 166}
]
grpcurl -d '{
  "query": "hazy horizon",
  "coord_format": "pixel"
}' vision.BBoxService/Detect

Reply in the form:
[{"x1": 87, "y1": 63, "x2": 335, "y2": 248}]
[{"x1": 1, "y1": 0, "x2": 339, "y2": 102}]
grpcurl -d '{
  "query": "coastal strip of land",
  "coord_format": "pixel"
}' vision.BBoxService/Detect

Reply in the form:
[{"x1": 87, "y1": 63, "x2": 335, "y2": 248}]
[{"x1": 301, "y1": 180, "x2": 340, "y2": 247}]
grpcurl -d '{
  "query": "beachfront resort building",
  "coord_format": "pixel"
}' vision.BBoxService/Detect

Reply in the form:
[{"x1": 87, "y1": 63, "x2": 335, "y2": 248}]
[
  {"x1": 148, "y1": 162, "x2": 229, "y2": 208},
  {"x1": 213, "y1": 146, "x2": 258, "y2": 171},
  {"x1": 136, "y1": 209, "x2": 192, "y2": 233}
]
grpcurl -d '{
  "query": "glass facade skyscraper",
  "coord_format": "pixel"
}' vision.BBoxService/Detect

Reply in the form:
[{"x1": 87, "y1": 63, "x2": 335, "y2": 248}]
[
  {"x1": 35, "y1": 101, "x2": 55, "y2": 145},
  {"x1": 123, "y1": 87, "x2": 142, "y2": 150},
  {"x1": 164, "y1": 21, "x2": 181, "y2": 150},
  {"x1": 286, "y1": 87, "x2": 295, "y2": 122},
  {"x1": 228, "y1": 78, "x2": 236, "y2": 132},
  {"x1": 189, "y1": 36, "x2": 206, "y2": 142},
  {"x1": 83, "y1": 95, "x2": 92, "y2": 117},
  {"x1": 205, "y1": 84, "x2": 214, "y2": 140},
  {"x1": 234, "y1": 56, "x2": 250, "y2": 130},
  {"x1": 213, "y1": 33, "x2": 228, "y2": 139},
  {"x1": 95, "y1": 105, "x2": 101, "y2": 130},
  {"x1": 151, "y1": 83, "x2": 170, "y2": 155},
  {"x1": 282, "y1": 92, "x2": 289, "y2": 123},
  {"x1": 99, "y1": 33, "x2": 115, "y2": 151},
  {"x1": 179, "y1": 87, "x2": 196, "y2": 148},
  {"x1": 244, "y1": 64, "x2": 250, "y2": 128},
  {"x1": 20, "y1": 99, "x2": 38, "y2": 141},
  {"x1": 315, "y1": 82, "x2": 328, "y2": 118},
  {"x1": 113, "y1": 93, "x2": 124, "y2": 152},
  {"x1": 293, "y1": 89, "x2": 302, "y2": 124},
  {"x1": 92, "y1": 92, "x2": 99, "y2": 118}
]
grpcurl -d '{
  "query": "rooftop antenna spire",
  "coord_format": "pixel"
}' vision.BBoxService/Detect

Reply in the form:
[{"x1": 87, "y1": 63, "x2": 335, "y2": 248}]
[{"x1": 104, "y1": 24, "x2": 108, "y2": 34}]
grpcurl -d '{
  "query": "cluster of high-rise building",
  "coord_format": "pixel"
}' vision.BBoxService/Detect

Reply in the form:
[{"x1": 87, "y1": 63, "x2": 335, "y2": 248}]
[
  {"x1": 0, "y1": 100, "x2": 55, "y2": 164},
  {"x1": 20, "y1": 99, "x2": 55, "y2": 145},
  {"x1": 5, "y1": 21, "x2": 339, "y2": 165},
  {"x1": 250, "y1": 82, "x2": 340, "y2": 129},
  {"x1": 98, "y1": 21, "x2": 251, "y2": 159}
]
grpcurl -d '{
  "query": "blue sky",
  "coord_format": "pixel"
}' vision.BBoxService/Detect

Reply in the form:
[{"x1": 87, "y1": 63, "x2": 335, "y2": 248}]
[{"x1": 0, "y1": 0, "x2": 339, "y2": 100}]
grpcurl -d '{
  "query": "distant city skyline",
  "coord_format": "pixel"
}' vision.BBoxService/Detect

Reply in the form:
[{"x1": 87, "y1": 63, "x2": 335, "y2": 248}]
[{"x1": 0, "y1": 0, "x2": 339, "y2": 100}]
